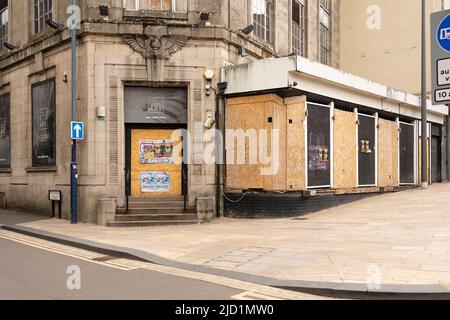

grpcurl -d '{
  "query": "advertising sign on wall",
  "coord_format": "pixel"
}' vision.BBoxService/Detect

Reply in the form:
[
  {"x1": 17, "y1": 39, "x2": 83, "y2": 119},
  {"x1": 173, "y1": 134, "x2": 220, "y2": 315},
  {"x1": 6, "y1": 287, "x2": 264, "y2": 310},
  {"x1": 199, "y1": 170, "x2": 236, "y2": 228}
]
[
  {"x1": 32, "y1": 79, "x2": 56, "y2": 166},
  {"x1": 0, "y1": 93, "x2": 10, "y2": 168},
  {"x1": 139, "y1": 140, "x2": 174, "y2": 164},
  {"x1": 124, "y1": 87, "x2": 188, "y2": 124},
  {"x1": 140, "y1": 172, "x2": 170, "y2": 193}
]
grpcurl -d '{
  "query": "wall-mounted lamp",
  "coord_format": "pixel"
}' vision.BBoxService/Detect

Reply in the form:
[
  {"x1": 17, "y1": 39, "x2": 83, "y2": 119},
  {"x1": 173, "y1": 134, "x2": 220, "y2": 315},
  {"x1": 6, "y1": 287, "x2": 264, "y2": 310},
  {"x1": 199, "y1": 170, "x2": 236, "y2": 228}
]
[
  {"x1": 96, "y1": 106, "x2": 106, "y2": 119},
  {"x1": 63, "y1": 71, "x2": 68, "y2": 83},
  {"x1": 46, "y1": 18, "x2": 65, "y2": 30},
  {"x1": 240, "y1": 25, "x2": 254, "y2": 35},
  {"x1": 3, "y1": 42, "x2": 19, "y2": 51},
  {"x1": 204, "y1": 69, "x2": 215, "y2": 96}
]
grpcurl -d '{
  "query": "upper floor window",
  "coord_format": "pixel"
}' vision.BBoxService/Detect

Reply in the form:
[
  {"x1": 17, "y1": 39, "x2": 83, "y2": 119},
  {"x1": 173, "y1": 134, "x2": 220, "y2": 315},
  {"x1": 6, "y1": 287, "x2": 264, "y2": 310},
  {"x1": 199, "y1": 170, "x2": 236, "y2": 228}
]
[
  {"x1": 34, "y1": 0, "x2": 53, "y2": 34},
  {"x1": 0, "y1": 1, "x2": 8, "y2": 51},
  {"x1": 123, "y1": 0, "x2": 139, "y2": 10},
  {"x1": 251, "y1": 0, "x2": 274, "y2": 44},
  {"x1": 319, "y1": 0, "x2": 331, "y2": 65},
  {"x1": 123, "y1": 0, "x2": 187, "y2": 12},
  {"x1": 291, "y1": 0, "x2": 306, "y2": 56}
]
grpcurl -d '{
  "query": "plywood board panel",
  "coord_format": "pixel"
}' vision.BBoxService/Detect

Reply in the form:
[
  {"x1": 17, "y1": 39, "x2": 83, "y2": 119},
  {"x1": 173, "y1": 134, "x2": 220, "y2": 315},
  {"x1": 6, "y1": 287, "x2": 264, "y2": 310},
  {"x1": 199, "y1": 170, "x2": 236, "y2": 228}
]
[
  {"x1": 225, "y1": 94, "x2": 286, "y2": 191},
  {"x1": 378, "y1": 119, "x2": 399, "y2": 187},
  {"x1": 333, "y1": 109, "x2": 357, "y2": 189},
  {"x1": 131, "y1": 129, "x2": 182, "y2": 196},
  {"x1": 269, "y1": 100, "x2": 287, "y2": 191},
  {"x1": 286, "y1": 96, "x2": 306, "y2": 190}
]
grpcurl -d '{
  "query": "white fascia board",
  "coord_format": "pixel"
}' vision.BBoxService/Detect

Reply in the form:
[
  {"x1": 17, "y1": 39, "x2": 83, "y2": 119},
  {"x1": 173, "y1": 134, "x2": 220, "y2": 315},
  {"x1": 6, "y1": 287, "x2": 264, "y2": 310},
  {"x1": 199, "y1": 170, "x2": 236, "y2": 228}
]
[
  {"x1": 289, "y1": 71, "x2": 445, "y2": 124},
  {"x1": 294, "y1": 56, "x2": 448, "y2": 120},
  {"x1": 224, "y1": 57, "x2": 295, "y2": 95},
  {"x1": 223, "y1": 56, "x2": 448, "y2": 122}
]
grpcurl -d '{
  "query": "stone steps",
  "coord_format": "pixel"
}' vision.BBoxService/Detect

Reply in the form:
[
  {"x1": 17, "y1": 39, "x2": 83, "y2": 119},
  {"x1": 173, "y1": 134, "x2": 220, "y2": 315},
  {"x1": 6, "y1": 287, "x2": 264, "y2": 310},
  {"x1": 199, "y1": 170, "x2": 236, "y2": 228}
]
[
  {"x1": 109, "y1": 196, "x2": 198, "y2": 227},
  {"x1": 115, "y1": 213, "x2": 198, "y2": 222},
  {"x1": 106, "y1": 220, "x2": 199, "y2": 228}
]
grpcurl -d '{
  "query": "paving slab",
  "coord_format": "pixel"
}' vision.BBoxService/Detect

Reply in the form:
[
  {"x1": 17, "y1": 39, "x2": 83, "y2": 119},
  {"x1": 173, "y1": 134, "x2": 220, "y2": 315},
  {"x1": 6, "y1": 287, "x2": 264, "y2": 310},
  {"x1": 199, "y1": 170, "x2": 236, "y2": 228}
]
[{"x1": 2, "y1": 183, "x2": 450, "y2": 295}]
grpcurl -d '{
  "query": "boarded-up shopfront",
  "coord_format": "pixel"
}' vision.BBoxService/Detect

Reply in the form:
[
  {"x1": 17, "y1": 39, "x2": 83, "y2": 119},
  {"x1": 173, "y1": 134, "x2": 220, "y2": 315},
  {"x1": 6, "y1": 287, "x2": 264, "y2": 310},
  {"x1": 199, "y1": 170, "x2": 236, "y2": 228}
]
[{"x1": 223, "y1": 56, "x2": 448, "y2": 217}]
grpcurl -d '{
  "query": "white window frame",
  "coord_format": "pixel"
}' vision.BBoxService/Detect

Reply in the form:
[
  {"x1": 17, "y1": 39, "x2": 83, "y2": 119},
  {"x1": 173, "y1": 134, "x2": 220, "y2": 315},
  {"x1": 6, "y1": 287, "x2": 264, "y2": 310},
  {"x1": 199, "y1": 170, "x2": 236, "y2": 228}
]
[
  {"x1": 0, "y1": 6, "x2": 8, "y2": 51},
  {"x1": 251, "y1": 0, "x2": 274, "y2": 44},
  {"x1": 123, "y1": 0, "x2": 187, "y2": 13},
  {"x1": 291, "y1": 0, "x2": 306, "y2": 56},
  {"x1": 319, "y1": 0, "x2": 331, "y2": 65},
  {"x1": 34, "y1": 0, "x2": 53, "y2": 34},
  {"x1": 123, "y1": 0, "x2": 139, "y2": 10}
]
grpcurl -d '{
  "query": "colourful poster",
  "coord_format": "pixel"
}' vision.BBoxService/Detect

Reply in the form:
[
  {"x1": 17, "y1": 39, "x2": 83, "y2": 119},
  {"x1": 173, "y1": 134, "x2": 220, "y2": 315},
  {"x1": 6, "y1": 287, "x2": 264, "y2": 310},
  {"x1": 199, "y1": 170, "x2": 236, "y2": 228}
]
[
  {"x1": 140, "y1": 172, "x2": 170, "y2": 193},
  {"x1": 139, "y1": 140, "x2": 173, "y2": 164}
]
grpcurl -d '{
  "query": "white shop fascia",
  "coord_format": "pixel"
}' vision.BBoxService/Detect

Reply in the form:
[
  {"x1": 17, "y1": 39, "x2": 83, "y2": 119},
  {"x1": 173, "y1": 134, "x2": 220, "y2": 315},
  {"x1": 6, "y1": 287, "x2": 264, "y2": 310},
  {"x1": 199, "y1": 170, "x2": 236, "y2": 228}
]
[{"x1": 223, "y1": 56, "x2": 449, "y2": 124}]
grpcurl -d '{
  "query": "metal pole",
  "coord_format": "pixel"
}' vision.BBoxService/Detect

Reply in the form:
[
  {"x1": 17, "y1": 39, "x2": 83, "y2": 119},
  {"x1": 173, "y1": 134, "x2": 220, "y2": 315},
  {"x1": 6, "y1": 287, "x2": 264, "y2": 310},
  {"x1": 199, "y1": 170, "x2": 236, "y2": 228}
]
[
  {"x1": 421, "y1": 0, "x2": 428, "y2": 189},
  {"x1": 70, "y1": 0, "x2": 78, "y2": 224}
]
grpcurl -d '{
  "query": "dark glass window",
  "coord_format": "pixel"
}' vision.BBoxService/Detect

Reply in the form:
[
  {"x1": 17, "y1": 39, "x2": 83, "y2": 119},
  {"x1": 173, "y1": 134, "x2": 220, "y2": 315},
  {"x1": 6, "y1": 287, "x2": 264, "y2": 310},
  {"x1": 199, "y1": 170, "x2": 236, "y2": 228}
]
[
  {"x1": 0, "y1": 92, "x2": 10, "y2": 168},
  {"x1": 32, "y1": 79, "x2": 56, "y2": 166}
]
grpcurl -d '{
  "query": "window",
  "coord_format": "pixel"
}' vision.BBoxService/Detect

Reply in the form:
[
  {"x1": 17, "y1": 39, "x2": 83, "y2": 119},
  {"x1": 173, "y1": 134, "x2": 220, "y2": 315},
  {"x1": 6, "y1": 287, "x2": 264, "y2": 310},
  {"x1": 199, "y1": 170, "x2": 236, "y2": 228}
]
[
  {"x1": 291, "y1": 0, "x2": 306, "y2": 56},
  {"x1": 32, "y1": 79, "x2": 56, "y2": 167},
  {"x1": 0, "y1": 0, "x2": 7, "y2": 51},
  {"x1": 124, "y1": 0, "x2": 187, "y2": 12},
  {"x1": 319, "y1": 0, "x2": 331, "y2": 65},
  {"x1": 34, "y1": 0, "x2": 53, "y2": 34},
  {"x1": 0, "y1": 93, "x2": 10, "y2": 168},
  {"x1": 123, "y1": 0, "x2": 139, "y2": 10},
  {"x1": 252, "y1": 0, "x2": 274, "y2": 44}
]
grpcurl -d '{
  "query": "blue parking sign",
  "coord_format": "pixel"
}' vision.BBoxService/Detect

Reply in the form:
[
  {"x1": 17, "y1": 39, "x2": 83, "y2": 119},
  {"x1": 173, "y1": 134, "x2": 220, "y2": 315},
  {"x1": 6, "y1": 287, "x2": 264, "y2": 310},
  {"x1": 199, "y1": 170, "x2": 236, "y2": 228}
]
[
  {"x1": 71, "y1": 121, "x2": 84, "y2": 140},
  {"x1": 437, "y1": 14, "x2": 450, "y2": 52}
]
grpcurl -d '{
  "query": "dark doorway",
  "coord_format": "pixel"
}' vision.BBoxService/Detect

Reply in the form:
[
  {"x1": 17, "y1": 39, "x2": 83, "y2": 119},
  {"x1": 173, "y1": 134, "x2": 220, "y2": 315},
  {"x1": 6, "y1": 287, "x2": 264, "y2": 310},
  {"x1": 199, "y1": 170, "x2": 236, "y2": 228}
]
[
  {"x1": 358, "y1": 115, "x2": 376, "y2": 186},
  {"x1": 307, "y1": 103, "x2": 331, "y2": 188},
  {"x1": 431, "y1": 125, "x2": 442, "y2": 183},
  {"x1": 399, "y1": 123, "x2": 415, "y2": 185}
]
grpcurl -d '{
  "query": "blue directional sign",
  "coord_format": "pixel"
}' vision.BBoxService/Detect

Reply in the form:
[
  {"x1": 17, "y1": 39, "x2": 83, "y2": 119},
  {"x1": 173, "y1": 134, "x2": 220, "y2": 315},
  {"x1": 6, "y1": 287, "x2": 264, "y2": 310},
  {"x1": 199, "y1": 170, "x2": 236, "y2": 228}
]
[
  {"x1": 71, "y1": 121, "x2": 84, "y2": 140},
  {"x1": 437, "y1": 14, "x2": 450, "y2": 52},
  {"x1": 431, "y1": 10, "x2": 450, "y2": 105}
]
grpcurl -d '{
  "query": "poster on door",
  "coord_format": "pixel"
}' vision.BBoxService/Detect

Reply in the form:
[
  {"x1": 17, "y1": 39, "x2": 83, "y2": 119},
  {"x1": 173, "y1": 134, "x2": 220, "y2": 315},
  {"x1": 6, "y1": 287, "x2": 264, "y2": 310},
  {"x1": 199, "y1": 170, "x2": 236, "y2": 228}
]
[
  {"x1": 139, "y1": 140, "x2": 174, "y2": 164},
  {"x1": 140, "y1": 172, "x2": 170, "y2": 193}
]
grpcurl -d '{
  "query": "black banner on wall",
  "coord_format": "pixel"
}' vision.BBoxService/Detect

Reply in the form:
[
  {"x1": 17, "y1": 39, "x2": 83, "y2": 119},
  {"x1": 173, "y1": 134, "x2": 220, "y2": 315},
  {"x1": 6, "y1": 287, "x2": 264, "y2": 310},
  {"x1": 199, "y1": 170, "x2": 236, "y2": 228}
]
[
  {"x1": 400, "y1": 123, "x2": 415, "y2": 185},
  {"x1": 358, "y1": 115, "x2": 376, "y2": 186},
  {"x1": 32, "y1": 79, "x2": 56, "y2": 166},
  {"x1": 307, "y1": 103, "x2": 331, "y2": 188},
  {"x1": 124, "y1": 87, "x2": 187, "y2": 124},
  {"x1": 0, "y1": 93, "x2": 10, "y2": 168}
]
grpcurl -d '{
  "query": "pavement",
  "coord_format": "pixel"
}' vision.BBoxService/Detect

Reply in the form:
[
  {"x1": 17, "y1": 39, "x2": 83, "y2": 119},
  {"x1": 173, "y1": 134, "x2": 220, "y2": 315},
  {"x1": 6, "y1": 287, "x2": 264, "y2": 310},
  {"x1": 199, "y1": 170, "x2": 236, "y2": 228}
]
[{"x1": 2, "y1": 183, "x2": 450, "y2": 296}]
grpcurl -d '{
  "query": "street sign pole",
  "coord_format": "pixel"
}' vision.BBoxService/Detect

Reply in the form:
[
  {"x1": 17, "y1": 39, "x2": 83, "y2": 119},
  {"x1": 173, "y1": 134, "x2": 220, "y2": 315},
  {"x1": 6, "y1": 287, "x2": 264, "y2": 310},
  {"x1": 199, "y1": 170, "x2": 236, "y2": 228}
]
[
  {"x1": 70, "y1": 0, "x2": 78, "y2": 224},
  {"x1": 421, "y1": 0, "x2": 428, "y2": 189},
  {"x1": 431, "y1": 8, "x2": 450, "y2": 183}
]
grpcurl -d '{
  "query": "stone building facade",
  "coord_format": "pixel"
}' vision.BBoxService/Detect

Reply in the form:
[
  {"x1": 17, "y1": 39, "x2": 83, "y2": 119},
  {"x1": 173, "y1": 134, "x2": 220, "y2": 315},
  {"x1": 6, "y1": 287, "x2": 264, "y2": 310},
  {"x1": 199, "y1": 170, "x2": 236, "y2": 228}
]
[{"x1": 0, "y1": 0, "x2": 341, "y2": 223}]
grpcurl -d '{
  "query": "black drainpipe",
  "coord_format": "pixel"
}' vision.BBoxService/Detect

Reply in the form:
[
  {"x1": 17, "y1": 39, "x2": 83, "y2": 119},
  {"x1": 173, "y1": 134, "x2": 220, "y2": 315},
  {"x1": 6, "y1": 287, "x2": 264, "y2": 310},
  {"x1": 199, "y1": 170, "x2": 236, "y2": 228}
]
[{"x1": 216, "y1": 82, "x2": 228, "y2": 218}]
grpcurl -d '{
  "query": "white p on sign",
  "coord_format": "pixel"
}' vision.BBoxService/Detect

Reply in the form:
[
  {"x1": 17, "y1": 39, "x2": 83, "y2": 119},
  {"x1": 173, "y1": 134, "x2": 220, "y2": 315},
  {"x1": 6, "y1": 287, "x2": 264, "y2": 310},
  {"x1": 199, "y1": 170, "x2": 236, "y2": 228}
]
[{"x1": 71, "y1": 121, "x2": 84, "y2": 140}]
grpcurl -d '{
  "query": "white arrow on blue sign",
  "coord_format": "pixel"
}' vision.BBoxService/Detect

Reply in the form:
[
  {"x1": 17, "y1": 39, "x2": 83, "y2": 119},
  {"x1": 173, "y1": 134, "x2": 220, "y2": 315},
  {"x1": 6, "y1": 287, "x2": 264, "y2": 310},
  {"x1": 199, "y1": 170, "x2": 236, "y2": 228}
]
[{"x1": 71, "y1": 121, "x2": 85, "y2": 140}]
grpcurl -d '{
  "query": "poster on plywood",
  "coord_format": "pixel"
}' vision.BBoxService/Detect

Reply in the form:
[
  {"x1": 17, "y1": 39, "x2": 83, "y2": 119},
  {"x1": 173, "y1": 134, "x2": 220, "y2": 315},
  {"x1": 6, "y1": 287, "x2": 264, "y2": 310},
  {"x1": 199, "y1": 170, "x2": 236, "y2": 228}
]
[
  {"x1": 140, "y1": 172, "x2": 170, "y2": 193},
  {"x1": 139, "y1": 140, "x2": 174, "y2": 164}
]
